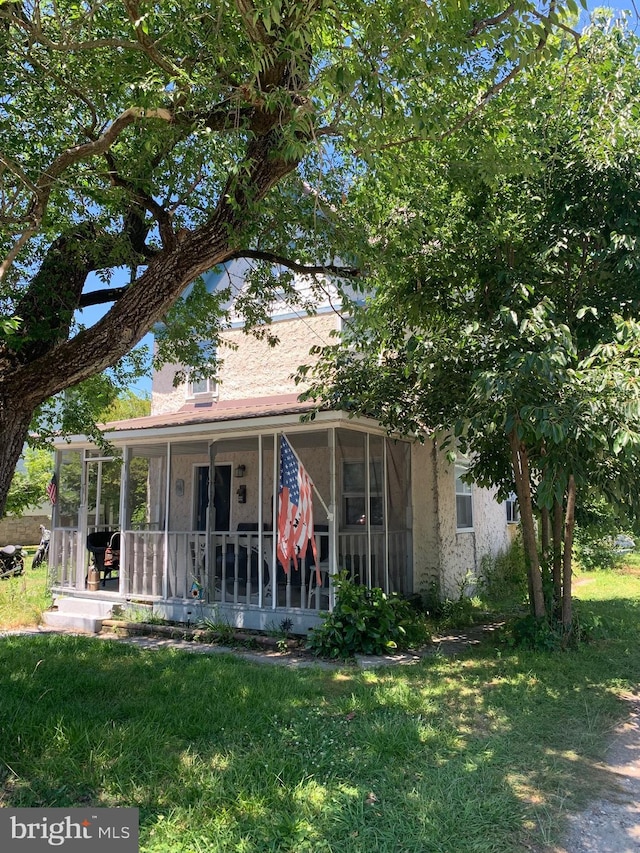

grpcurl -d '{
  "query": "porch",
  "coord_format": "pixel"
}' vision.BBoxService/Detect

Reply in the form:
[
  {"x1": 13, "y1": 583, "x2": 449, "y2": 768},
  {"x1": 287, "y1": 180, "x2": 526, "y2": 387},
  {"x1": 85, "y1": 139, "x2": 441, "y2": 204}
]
[{"x1": 49, "y1": 414, "x2": 413, "y2": 633}]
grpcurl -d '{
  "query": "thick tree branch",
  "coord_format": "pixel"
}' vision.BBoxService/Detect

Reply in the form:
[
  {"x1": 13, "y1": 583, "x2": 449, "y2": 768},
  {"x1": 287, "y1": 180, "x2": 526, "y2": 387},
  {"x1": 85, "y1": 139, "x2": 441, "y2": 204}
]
[
  {"x1": 79, "y1": 285, "x2": 130, "y2": 308},
  {"x1": 0, "y1": 106, "x2": 174, "y2": 282},
  {"x1": 103, "y1": 150, "x2": 175, "y2": 250}
]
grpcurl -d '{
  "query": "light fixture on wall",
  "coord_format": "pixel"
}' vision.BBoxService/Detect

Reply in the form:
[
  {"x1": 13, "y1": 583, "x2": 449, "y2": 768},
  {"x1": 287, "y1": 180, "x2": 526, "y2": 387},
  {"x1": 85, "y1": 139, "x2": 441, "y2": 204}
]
[
  {"x1": 236, "y1": 484, "x2": 247, "y2": 503},
  {"x1": 234, "y1": 464, "x2": 246, "y2": 478},
  {"x1": 175, "y1": 478, "x2": 184, "y2": 497}
]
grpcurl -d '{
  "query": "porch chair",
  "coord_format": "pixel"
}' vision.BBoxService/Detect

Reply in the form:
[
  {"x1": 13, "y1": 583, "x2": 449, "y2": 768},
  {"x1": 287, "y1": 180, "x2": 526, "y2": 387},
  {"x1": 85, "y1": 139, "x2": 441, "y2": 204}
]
[{"x1": 86, "y1": 531, "x2": 120, "y2": 587}]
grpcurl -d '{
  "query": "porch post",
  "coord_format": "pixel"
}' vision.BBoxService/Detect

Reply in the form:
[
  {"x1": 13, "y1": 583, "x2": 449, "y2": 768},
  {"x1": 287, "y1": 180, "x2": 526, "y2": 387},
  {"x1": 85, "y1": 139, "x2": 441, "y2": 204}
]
[
  {"x1": 258, "y1": 434, "x2": 264, "y2": 608},
  {"x1": 118, "y1": 447, "x2": 129, "y2": 595},
  {"x1": 271, "y1": 432, "x2": 278, "y2": 610},
  {"x1": 76, "y1": 449, "x2": 88, "y2": 590},
  {"x1": 365, "y1": 433, "x2": 372, "y2": 589},
  {"x1": 383, "y1": 438, "x2": 389, "y2": 594},
  {"x1": 329, "y1": 427, "x2": 337, "y2": 612},
  {"x1": 162, "y1": 442, "x2": 171, "y2": 601}
]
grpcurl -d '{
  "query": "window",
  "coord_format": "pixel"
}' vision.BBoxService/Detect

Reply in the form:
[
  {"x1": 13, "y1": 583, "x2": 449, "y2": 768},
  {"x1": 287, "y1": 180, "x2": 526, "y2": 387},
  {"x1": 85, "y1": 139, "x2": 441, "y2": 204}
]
[
  {"x1": 506, "y1": 493, "x2": 520, "y2": 524},
  {"x1": 187, "y1": 374, "x2": 217, "y2": 399},
  {"x1": 343, "y1": 459, "x2": 384, "y2": 527},
  {"x1": 455, "y1": 462, "x2": 473, "y2": 531}
]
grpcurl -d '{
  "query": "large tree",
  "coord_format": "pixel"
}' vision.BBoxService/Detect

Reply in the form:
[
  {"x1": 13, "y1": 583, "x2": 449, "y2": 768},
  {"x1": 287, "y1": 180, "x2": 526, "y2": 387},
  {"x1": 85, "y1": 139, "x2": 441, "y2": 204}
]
[
  {"x1": 298, "y1": 14, "x2": 640, "y2": 630},
  {"x1": 0, "y1": 0, "x2": 575, "y2": 515}
]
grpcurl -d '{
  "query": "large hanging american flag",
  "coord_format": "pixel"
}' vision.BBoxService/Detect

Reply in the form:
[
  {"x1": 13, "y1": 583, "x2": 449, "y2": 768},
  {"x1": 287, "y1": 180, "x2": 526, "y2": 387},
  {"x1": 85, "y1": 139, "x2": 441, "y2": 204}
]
[{"x1": 277, "y1": 436, "x2": 320, "y2": 581}]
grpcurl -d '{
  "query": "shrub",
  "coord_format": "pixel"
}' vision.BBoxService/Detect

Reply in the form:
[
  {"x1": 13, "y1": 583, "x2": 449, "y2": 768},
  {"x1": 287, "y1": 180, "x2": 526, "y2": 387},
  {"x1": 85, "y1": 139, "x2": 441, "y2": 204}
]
[
  {"x1": 478, "y1": 537, "x2": 528, "y2": 607},
  {"x1": 306, "y1": 571, "x2": 431, "y2": 658},
  {"x1": 503, "y1": 601, "x2": 607, "y2": 651},
  {"x1": 574, "y1": 527, "x2": 621, "y2": 572}
]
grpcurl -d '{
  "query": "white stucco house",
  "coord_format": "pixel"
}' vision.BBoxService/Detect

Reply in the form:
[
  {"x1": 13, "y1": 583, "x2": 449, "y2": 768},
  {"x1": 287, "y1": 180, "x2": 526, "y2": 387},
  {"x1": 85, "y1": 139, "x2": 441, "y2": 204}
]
[{"x1": 45, "y1": 271, "x2": 512, "y2": 634}]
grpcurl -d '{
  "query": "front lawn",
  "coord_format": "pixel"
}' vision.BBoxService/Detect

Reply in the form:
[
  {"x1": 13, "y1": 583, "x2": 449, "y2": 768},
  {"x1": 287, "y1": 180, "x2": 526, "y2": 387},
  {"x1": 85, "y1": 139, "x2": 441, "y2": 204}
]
[
  {"x1": 0, "y1": 552, "x2": 51, "y2": 629},
  {"x1": 1, "y1": 568, "x2": 639, "y2": 851}
]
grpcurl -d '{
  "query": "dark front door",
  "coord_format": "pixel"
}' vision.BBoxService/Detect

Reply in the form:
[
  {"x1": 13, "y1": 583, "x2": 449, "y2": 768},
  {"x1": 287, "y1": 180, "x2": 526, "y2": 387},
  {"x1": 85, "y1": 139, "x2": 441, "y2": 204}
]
[{"x1": 194, "y1": 465, "x2": 231, "y2": 532}]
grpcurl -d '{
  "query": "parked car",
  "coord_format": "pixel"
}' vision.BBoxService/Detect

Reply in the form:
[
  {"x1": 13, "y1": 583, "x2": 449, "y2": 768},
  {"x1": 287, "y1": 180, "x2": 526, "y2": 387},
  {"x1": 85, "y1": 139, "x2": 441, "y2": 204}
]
[{"x1": 614, "y1": 534, "x2": 636, "y2": 552}]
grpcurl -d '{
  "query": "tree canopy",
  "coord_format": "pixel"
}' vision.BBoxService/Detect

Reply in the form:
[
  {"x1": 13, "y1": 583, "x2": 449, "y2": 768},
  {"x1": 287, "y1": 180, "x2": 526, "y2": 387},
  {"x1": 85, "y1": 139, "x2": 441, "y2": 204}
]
[
  {"x1": 0, "y1": 0, "x2": 580, "y2": 514},
  {"x1": 298, "y1": 14, "x2": 640, "y2": 629}
]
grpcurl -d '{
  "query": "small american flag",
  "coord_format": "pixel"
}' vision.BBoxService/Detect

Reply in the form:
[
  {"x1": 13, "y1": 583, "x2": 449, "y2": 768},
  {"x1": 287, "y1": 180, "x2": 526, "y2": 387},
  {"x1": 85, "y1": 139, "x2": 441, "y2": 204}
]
[
  {"x1": 46, "y1": 472, "x2": 57, "y2": 505},
  {"x1": 277, "y1": 436, "x2": 319, "y2": 581}
]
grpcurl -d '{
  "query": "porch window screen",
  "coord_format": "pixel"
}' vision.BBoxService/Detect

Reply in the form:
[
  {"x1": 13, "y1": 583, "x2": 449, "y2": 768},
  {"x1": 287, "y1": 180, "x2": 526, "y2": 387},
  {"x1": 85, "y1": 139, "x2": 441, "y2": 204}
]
[
  {"x1": 335, "y1": 430, "x2": 381, "y2": 591},
  {"x1": 57, "y1": 449, "x2": 82, "y2": 528},
  {"x1": 126, "y1": 448, "x2": 167, "y2": 532},
  {"x1": 386, "y1": 438, "x2": 412, "y2": 595}
]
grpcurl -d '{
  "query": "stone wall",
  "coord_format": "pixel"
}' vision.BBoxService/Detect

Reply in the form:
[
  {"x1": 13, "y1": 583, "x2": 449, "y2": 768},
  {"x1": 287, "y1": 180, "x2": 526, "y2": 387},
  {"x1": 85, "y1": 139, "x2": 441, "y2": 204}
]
[{"x1": 0, "y1": 514, "x2": 50, "y2": 546}]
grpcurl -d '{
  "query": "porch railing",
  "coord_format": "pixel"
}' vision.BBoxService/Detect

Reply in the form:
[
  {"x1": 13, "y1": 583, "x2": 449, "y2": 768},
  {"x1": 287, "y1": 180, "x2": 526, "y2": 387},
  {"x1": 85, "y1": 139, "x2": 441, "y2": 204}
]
[{"x1": 50, "y1": 528, "x2": 410, "y2": 606}]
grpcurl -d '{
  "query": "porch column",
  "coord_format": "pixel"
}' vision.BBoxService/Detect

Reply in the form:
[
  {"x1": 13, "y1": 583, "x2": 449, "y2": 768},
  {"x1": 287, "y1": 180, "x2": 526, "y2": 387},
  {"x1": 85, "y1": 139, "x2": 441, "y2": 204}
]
[
  {"x1": 162, "y1": 442, "x2": 171, "y2": 601},
  {"x1": 329, "y1": 427, "x2": 337, "y2": 612},
  {"x1": 118, "y1": 447, "x2": 129, "y2": 596}
]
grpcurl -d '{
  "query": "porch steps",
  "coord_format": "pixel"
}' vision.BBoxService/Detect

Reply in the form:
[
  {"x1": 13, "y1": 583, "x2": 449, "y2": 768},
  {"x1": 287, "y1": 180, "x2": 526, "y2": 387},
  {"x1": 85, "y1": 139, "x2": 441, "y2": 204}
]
[{"x1": 43, "y1": 597, "x2": 114, "y2": 634}]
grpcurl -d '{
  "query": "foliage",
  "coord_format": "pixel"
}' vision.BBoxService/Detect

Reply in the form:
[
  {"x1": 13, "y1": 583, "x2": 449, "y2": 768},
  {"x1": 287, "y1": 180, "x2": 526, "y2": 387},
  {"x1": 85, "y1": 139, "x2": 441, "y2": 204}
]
[
  {"x1": 504, "y1": 601, "x2": 607, "y2": 651},
  {"x1": 0, "y1": 561, "x2": 52, "y2": 628},
  {"x1": 306, "y1": 571, "x2": 431, "y2": 658},
  {"x1": 4, "y1": 448, "x2": 52, "y2": 517},
  {"x1": 300, "y1": 18, "x2": 640, "y2": 630},
  {"x1": 573, "y1": 495, "x2": 631, "y2": 571},
  {"x1": 479, "y1": 537, "x2": 529, "y2": 607},
  {"x1": 574, "y1": 530, "x2": 621, "y2": 573},
  {"x1": 99, "y1": 389, "x2": 151, "y2": 423},
  {"x1": 0, "y1": 0, "x2": 583, "y2": 514}
]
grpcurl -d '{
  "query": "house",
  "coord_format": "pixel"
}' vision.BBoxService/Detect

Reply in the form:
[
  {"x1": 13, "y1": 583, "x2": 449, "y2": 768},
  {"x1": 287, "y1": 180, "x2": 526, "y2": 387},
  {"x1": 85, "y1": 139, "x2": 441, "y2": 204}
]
[{"x1": 45, "y1": 272, "x2": 512, "y2": 634}]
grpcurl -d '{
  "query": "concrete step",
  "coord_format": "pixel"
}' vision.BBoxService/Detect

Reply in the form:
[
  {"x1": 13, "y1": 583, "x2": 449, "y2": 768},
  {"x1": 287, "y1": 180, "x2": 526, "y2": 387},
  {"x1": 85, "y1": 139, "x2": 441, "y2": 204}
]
[
  {"x1": 43, "y1": 596, "x2": 115, "y2": 633},
  {"x1": 53, "y1": 597, "x2": 114, "y2": 618},
  {"x1": 42, "y1": 610, "x2": 103, "y2": 634}
]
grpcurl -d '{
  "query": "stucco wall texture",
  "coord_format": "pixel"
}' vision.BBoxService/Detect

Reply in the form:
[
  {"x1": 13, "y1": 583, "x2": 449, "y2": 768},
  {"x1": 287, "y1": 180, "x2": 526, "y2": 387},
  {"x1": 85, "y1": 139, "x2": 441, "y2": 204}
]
[{"x1": 152, "y1": 313, "x2": 339, "y2": 415}]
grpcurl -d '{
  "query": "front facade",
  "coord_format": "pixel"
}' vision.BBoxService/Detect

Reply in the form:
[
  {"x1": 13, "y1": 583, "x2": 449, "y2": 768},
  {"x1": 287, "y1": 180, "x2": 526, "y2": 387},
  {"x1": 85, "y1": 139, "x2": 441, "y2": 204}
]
[{"x1": 48, "y1": 285, "x2": 511, "y2": 633}]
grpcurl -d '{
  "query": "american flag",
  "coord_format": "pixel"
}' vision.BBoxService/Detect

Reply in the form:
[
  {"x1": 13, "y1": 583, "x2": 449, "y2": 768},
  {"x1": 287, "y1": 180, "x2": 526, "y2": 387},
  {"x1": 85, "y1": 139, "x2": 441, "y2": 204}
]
[
  {"x1": 46, "y1": 472, "x2": 57, "y2": 505},
  {"x1": 277, "y1": 436, "x2": 320, "y2": 581}
]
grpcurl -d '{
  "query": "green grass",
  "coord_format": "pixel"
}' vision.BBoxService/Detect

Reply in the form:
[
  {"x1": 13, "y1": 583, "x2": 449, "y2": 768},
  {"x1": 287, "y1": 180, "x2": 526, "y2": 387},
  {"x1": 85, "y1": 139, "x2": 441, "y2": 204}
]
[
  {"x1": 1, "y1": 569, "x2": 640, "y2": 851},
  {"x1": 0, "y1": 550, "x2": 52, "y2": 629}
]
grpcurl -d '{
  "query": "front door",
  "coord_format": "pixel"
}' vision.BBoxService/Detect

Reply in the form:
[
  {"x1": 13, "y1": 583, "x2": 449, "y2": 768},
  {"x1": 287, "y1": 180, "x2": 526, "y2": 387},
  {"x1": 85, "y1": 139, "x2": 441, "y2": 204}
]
[{"x1": 194, "y1": 465, "x2": 231, "y2": 532}]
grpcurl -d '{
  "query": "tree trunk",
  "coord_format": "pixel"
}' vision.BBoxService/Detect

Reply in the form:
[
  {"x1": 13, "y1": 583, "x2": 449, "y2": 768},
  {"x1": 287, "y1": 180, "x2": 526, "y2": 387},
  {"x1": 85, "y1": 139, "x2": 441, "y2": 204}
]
[
  {"x1": 509, "y1": 428, "x2": 546, "y2": 618},
  {"x1": 541, "y1": 507, "x2": 550, "y2": 561},
  {"x1": 562, "y1": 475, "x2": 576, "y2": 629},
  {"x1": 552, "y1": 498, "x2": 563, "y2": 617},
  {"x1": 0, "y1": 398, "x2": 37, "y2": 521}
]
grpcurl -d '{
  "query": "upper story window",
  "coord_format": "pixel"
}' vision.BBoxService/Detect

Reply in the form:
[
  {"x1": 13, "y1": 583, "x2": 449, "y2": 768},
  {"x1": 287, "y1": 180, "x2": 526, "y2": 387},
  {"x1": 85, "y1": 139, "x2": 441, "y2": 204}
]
[
  {"x1": 343, "y1": 458, "x2": 384, "y2": 527},
  {"x1": 187, "y1": 374, "x2": 218, "y2": 399},
  {"x1": 455, "y1": 461, "x2": 474, "y2": 531}
]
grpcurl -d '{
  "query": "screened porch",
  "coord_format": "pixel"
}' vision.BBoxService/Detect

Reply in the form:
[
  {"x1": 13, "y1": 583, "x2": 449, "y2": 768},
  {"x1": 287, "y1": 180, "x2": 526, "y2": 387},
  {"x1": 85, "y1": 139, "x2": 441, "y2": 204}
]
[{"x1": 50, "y1": 420, "x2": 413, "y2": 630}]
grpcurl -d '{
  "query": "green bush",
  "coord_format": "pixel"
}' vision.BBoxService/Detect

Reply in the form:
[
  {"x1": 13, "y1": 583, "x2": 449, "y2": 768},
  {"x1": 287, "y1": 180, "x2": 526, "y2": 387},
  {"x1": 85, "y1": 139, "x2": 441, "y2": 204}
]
[
  {"x1": 574, "y1": 528, "x2": 621, "y2": 572},
  {"x1": 503, "y1": 601, "x2": 607, "y2": 651},
  {"x1": 306, "y1": 571, "x2": 431, "y2": 658},
  {"x1": 478, "y1": 537, "x2": 528, "y2": 607}
]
